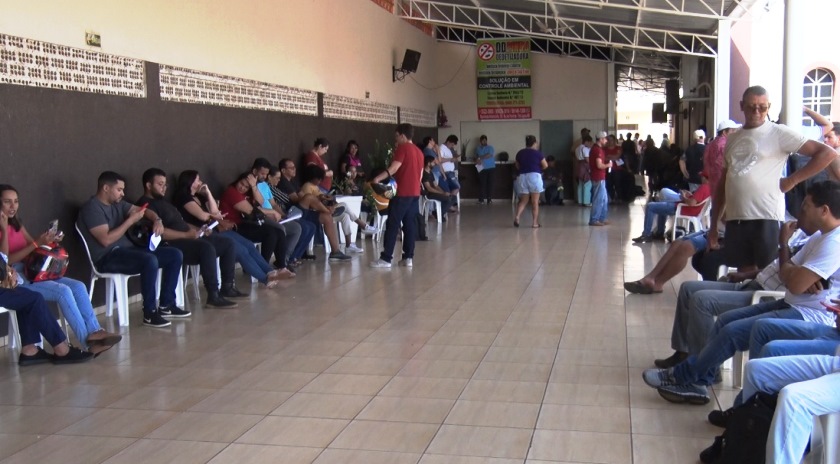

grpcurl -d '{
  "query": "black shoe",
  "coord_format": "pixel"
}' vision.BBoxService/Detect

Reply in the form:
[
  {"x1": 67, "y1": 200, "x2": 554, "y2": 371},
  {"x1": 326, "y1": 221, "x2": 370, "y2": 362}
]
[
  {"x1": 417, "y1": 236, "x2": 430, "y2": 241},
  {"x1": 143, "y1": 312, "x2": 172, "y2": 327},
  {"x1": 18, "y1": 347, "x2": 53, "y2": 366},
  {"x1": 654, "y1": 351, "x2": 688, "y2": 369},
  {"x1": 220, "y1": 283, "x2": 248, "y2": 299},
  {"x1": 632, "y1": 235, "x2": 653, "y2": 243},
  {"x1": 651, "y1": 233, "x2": 666, "y2": 241},
  {"x1": 52, "y1": 346, "x2": 94, "y2": 365},
  {"x1": 708, "y1": 408, "x2": 734, "y2": 428},
  {"x1": 699, "y1": 435, "x2": 724, "y2": 463},
  {"x1": 159, "y1": 305, "x2": 191, "y2": 318},
  {"x1": 206, "y1": 291, "x2": 238, "y2": 308},
  {"x1": 331, "y1": 205, "x2": 346, "y2": 217},
  {"x1": 301, "y1": 253, "x2": 317, "y2": 261}
]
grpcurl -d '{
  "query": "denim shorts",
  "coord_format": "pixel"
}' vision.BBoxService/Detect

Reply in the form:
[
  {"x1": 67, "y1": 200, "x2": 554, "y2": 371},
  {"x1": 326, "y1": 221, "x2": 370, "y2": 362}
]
[
  {"x1": 682, "y1": 231, "x2": 708, "y2": 253},
  {"x1": 516, "y1": 172, "x2": 544, "y2": 194}
]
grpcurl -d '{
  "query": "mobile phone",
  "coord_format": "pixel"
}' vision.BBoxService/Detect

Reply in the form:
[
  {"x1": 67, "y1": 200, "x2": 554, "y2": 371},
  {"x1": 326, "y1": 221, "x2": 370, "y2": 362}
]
[
  {"x1": 47, "y1": 219, "x2": 58, "y2": 234},
  {"x1": 139, "y1": 203, "x2": 149, "y2": 210},
  {"x1": 820, "y1": 301, "x2": 840, "y2": 314},
  {"x1": 207, "y1": 221, "x2": 219, "y2": 230},
  {"x1": 820, "y1": 277, "x2": 832, "y2": 290}
]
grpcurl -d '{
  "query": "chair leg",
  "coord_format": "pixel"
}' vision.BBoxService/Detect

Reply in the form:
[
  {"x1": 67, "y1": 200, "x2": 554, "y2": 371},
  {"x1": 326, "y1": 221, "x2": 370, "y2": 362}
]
[
  {"x1": 7, "y1": 311, "x2": 21, "y2": 350},
  {"x1": 105, "y1": 278, "x2": 116, "y2": 318},
  {"x1": 115, "y1": 277, "x2": 131, "y2": 327},
  {"x1": 733, "y1": 351, "x2": 747, "y2": 389}
]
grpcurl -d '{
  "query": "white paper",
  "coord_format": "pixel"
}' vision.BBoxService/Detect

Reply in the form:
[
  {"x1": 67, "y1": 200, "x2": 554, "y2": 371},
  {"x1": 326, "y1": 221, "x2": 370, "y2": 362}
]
[
  {"x1": 149, "y1": 233, "x2": 162, "y2": 251},
  {"x1": 279, "y1": 213, "x2": 302, "y2": 225},
  {"x1": 476, "y1": 163, "x2": 484, "y2": 173}
]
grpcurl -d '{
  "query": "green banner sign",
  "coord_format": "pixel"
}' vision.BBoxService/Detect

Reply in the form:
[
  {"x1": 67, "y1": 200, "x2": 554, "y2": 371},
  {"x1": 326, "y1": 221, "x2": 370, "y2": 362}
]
[{"x1": 476, "y1": 38, "x2": 532, "y2": 120}]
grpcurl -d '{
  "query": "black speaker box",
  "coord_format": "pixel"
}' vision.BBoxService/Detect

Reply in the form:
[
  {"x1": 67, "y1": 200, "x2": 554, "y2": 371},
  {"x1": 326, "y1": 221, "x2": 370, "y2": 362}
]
[
  {"x1": 665, "y1": 79, "x2": 680, "y2": 113},
  {"x1": 652, "y1": 103, "x2": 667, "y2": 123},
  {"x1": 401, "y1": 49, "x2": 421, "y2": 73}
]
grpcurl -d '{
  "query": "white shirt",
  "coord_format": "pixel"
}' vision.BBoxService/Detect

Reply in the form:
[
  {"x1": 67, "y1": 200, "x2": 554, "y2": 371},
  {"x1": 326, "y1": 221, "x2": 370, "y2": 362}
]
[
  {"x1": 575, "y1": 144, "x2": 590, "y2": 161},
  {"x1": 724, "y1": 122, "x2": 807, "y2": 221},
  {"x1": 439, "y1": 144, "x2": 455, "y2": 172},
  {"x1": 785, "y1": 226, "x2": 840, "y2": 325}
]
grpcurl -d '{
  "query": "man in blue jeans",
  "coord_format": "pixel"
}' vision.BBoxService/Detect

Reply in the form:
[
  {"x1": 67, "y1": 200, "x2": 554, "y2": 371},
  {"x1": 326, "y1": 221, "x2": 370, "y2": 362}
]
[
  {"x1": 370, "y1": 123, "x2": 424, "y2": 268},
  {"x1": 642, "y1": 180, "x2": 840, "y2": 404},
  {"x1": 77, "y1": 171, "x2": 186, "y2": 328},
  {"x1": 588, "y1": 131, "x2": 612, "y2": 226},
  {"x1": 632, "y1": 180, "x2": 711, "y2": 243}
]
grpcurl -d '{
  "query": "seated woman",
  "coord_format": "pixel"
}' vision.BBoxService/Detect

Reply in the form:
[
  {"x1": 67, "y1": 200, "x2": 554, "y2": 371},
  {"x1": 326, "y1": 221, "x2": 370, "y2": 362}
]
[
  {"x1": 0, "y1": 252, "x2": 93, "y2": 365},
  {"x1": 0, "y1": 184, "x2": 121, "y2": 355},
  {"x1": 174, "y1": 171, "x2": 289, "y2": 288},
  {"x1": 339, "y1": 140, "x2": 365, "y2": 181},
  {"x1": 301, "y1": 165, "x2": 377, "y2": 254},
  {"x1": 220, "y1": 173, "x2": 294, "y2": 278}
]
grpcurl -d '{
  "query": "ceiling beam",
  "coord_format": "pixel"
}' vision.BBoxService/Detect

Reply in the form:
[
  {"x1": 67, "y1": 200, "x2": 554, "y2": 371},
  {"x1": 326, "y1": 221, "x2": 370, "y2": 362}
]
[{"x1": 398, "y1": 0, "x2": 718, "y2": 57}]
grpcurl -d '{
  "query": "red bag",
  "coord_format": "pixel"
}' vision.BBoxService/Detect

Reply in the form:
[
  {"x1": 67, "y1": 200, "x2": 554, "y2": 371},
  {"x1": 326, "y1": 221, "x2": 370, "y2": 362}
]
[{"x1": 24, "y1": 244, "x2": 69, "y2": 282}]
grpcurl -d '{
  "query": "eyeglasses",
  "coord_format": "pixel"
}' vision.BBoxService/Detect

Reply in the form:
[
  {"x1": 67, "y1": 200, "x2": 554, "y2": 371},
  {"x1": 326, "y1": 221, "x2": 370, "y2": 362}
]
[{"x1": 745, "y1": 104, "x2": 770, "y2": 113}]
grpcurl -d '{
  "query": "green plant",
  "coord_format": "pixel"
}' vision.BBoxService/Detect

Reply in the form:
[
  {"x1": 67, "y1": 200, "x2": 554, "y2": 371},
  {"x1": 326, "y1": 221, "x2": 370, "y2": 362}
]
[{"x1": 366, "y1": 139, "x2": 394, "y2": 174}]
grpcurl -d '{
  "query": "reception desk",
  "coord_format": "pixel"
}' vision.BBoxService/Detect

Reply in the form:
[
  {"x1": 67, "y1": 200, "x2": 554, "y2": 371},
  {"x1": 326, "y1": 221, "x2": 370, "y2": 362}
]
[{"x1": 457, "y1": 162, "x2": 516, "y2": 200}]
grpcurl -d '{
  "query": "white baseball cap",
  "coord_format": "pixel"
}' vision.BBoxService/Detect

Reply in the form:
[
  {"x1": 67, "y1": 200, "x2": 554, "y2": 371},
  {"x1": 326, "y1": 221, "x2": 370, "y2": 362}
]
[
  {"x1": 693, "y1": 129, "x2": 706, "y2": 139},
  {"x1": 596, "y1": 131, "x2": 608, "y2": 139},
  {"x1": 716, "y1": 119, "x2": 742, "y2": 133}
]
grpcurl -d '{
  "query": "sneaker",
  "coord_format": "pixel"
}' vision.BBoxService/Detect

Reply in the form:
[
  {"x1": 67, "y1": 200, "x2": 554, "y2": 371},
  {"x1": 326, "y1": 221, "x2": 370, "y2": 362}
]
[
  {"x1": 220, "y1": 284, "x2": 248, "y2": 298},
  {"x1": 642, "y1": 368, "x2": 678, "y2": 388},
  {"x1": 699, "y1": 436, "x2": 724, "y2": 464},
  {"x1": 399, "y1": 258, "x2": 413, "y2": 267},
  {"x1": 360, "y1": 225, "x2": 378, "y2": 235},
  {"x1": 654, "y1": 351, "x2": 688, "y2": 369},
  {"x1": 632, "y1": 235, "x2": 653, "y2": 243},
  {"x1": 206, "y1": 292, "x2": 238, "y2": 308},
  {"x1": 143, "y1": 312, "x2": 172, "y2": 328},
  {"x1": 301, "y1": 253, "x2": 317, "y2": 261},
  {"x1": 708, "y1": 408, "x2": 734, "y2": 428},
  {"x1": 370, "y1": 259, "x2": 392, "y2": 268},
  {"x1": 159, "y1": 305, "x2": 191, "y2": 318},
  {"x1": 52, "y1": 345, "x2": 95, "y2": 365},
  {"x1": 18, "y1": 347, "x2": 53, "y2": 366},
  {"x1": 329, "y1": 251, "x2": 352, "y2": 262},
  {"x1": 345, "y1": 244, "x2": 364, "y2": 253},
  {"x1": 657, "y1": 383, "x2": 710, "y2": 405},
  {"x1": 331, "y1": 205, "x2": 346, "y2": 217}
]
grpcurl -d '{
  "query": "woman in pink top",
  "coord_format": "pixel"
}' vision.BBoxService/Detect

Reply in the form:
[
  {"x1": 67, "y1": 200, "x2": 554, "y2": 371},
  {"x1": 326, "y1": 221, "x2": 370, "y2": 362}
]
[{"x1": 0, "y1": 185, "x2": 121, "y2": 355}]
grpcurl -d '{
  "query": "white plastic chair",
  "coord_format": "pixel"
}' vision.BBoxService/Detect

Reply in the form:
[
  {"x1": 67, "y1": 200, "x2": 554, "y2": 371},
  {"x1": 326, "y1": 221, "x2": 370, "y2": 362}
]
[
  {"x1": 183, "y1": 257, "x2": 221, "y2": 301},
  {"x1": 422, "y1": 196, "x2": 443, "y2": 224},
  {"x1": 807, "y1": 412, "x2": 840, "y2": 464},
  {"x1": 732, "y1": 290, "x2": 786, "y2": 388},
  {"x1": 373, "y1": 213, "x2": 388, "y2": 244},
  {"x1": 0, "y1": 306, "x2": 22, "y2": 350},
  {"x1": 672, "y1": 197, "x2": 712, "y2": 241}
]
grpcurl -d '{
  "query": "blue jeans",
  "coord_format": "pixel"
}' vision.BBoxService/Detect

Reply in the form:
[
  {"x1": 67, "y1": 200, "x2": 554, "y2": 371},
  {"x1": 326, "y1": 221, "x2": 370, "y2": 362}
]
[
  {"x1": 749, "y1": 318, "x2": 840, "y2": 359},
  {"x1": 22, "y1": 277, "x2": 101, "y2": 347},
  {"x1": 589, "y1": 180, "x2": 608, "y2": 224},
  {"x1": 290, "y1": 219, "x2": 316, "y2": 261},
  {"x1": 444, "y1": 171, "x2": 460, "y2": 191},
  {"x1": 741, "y1": 355, "x2": 840, "y2": 463},
  {"x1": 96, "y1": 246, "x2": 183, "y2": 317},
  {"x1": 0, "y1": 287, "x2": 66, "y2": 347},
  {"x1": 642, "y1": 201, "x2": 677, "y2": 236},
  {"x1": 672, "y1": 298, "x2": 801, "y2": 385},
  {"x1": 217, "y1": 230, "x2": 273, "y2": 284},
  {"x1": 380, "y1": 196, "x2": 419, "y2": 263}
]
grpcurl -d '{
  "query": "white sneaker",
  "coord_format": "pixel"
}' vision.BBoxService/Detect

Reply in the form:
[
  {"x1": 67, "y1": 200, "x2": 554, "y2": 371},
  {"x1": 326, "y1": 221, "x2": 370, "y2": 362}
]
[
  {"x1": 399, "y1": 258, "x2": 413, "y2": 267},
  {"x1": 360, "y1": 225, "x2": 378, "y2": 235},
  {"x1": 346, "y1": 244, "x2": 364, "y2": 253},
  {"x1": 370, "y1": 259, "x2": 392, "y2": 268}
]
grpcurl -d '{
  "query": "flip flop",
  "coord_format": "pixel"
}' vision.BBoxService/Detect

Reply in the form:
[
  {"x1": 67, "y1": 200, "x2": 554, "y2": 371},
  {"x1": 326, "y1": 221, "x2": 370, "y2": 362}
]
[
  {"x1": 624, "y1": 281, "x2": 654, "y2": 295},
  {"x1": 532, "y1": 224, "x2": 541, "y2": 228}
]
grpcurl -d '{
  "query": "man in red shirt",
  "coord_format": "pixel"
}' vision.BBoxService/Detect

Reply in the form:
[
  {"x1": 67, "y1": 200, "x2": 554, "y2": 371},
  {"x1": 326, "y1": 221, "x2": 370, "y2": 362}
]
[
  {"x1": 370, "y1": 123, "x2": 424, "y2": 268},
  {"x1": 304, "y1": 137, "x2": 333, "y2": 192},
  {"x1": 588, "y1": 131, "x2": 612, "y2": 226}
]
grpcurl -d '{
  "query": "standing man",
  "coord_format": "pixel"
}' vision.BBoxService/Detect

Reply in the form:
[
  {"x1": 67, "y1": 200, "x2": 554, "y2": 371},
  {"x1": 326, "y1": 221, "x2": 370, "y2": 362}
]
[
  {"x1": 439, "y1": 135, "x2": 461, "y2": 207},
  {"x1": 475, "y1": 135, "x2": 495, "y2": 204},
  {"x1": 370, "y1": 123, "x2": 424, "y2": 268},
  {"x1": 622, "y1": 131, "x2": 639, "y2": 173},
  {"x1": 680, "y1": 129, "x2": 707, "y2": 191},
  {"x1": 704, "y1": 119, "x2": 740, "y2": 195},
  {"x1": 304, "y1": 137, "x2": 333, "y2": 193},
  {"x1": 588, "y1": 131, "x2": 613, "y2": 226},
  {"x1": 77, "y1": 171, "x2": 187, "y2": 328},
  {"x1": 708, "y1": 85, "x2": 837, "y2": 272}
]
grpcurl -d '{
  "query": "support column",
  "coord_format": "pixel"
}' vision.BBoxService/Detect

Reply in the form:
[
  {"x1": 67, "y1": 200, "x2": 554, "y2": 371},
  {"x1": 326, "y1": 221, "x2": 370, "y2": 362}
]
[
  {"x1": 714, "y1": 19, "x2": 731, "y2": 130},
  {"x1": 607, "y1": 62, "x2": 616, "y2": 133},
  {"x1": 781, "y1": 0, "x2": 803, "y2": 129}
]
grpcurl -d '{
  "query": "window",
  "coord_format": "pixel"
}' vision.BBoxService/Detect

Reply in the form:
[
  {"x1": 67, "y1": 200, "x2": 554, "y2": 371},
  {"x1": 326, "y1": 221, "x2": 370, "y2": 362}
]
[{"x1": 803, "y1": 68, "x2": 834, "y2": 126}]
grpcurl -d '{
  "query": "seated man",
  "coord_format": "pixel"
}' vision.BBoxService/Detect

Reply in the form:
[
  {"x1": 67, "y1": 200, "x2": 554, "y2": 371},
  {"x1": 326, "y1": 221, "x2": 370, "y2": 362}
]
[
  {"x1": 0, "y1": 253, "x2": 93, "y2": 365},
  {"x1": 655, "y1": 229, "x2": 809, "y2": 368},
  {"x1": 277, "y1": 158, "x2": 350, "y2": 261},
  {"x1": 632, "y1": 179, "x2": 711, "y2": 243},
  {"x1": 265, "y1": 165, "x2": 315, "y2": 265},
  {"x1": 421, "y1": 156, "x2": 452, "y2": 221},
  {"x1": 250, "y1": 158, "x2": 303, "y2": 268},
  {"x1": 438, "y1": 134, "x2": 462, "y2": 206},
  {"x1": 642, "y1": 180, "x2": 840, "y2": 404},
  {"x1": 76, "y1": 171, "x2": 186, "y2": 328},
  {"x1": 300, "y1": 165, "x2": 376, "y2": 253},
  {"x1": 541, "y1": 156, "x2": 563, "y2": 206},
  {"x1": 740, "y1": 353, "x2": 840, "y2": 463},
  {"x1": 138, "y1": 168, "x2": 239, "y2": 308}
]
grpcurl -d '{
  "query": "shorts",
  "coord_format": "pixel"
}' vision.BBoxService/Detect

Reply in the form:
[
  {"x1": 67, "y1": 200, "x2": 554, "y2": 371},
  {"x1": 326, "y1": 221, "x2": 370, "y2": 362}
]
[
  {"x1": 724, "y1": 219, "x2": 780, "y2": 269},
  {"x1": 681, "y1": 231, "x2": 709, "y2": 253},
  {"x1": 515, "y1": 172, "x2": 544, "y2": 194}
]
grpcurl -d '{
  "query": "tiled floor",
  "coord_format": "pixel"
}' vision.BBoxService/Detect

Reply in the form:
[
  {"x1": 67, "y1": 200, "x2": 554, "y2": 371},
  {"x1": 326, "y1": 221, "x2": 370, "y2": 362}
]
[{"x1": 0, "y1": 200, "x2": 732, "y2": 463}]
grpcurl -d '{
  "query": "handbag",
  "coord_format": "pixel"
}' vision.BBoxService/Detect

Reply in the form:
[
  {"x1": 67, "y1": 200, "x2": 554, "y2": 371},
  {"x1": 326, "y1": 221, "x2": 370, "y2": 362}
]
[
  {"x1": 576, "y1": 160, "x2": 591, "y2": 182},
  {"x1": 23, "y1": 243, "x2": 70, "y2": 282},
  {"x1": 0, "y1": 253, "x2": 18, "y2": 289},
  {"x1": 242, "y1": 207, "x2": 266, "y2": 226}
]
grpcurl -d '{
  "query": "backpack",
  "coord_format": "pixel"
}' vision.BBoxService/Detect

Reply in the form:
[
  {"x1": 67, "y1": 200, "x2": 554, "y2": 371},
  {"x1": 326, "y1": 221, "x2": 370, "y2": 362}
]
[{"x1": 702, "y1": 392, "x2": 777, "y2": 464}]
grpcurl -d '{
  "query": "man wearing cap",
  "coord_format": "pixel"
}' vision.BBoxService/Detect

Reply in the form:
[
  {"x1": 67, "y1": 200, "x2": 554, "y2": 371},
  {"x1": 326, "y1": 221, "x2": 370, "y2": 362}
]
[
  {"x1": 680, "y1": 129, "x2": 707, "y2": 192},
  {"x1": 704, "y1": 119, "x2": 741, "y2": 195},
  {"x1": 588, "y1": 131, "x2": 613, "y2": 226},
  {"x1": 708, "y1": 85, "x2": 837, "y2": 273}
]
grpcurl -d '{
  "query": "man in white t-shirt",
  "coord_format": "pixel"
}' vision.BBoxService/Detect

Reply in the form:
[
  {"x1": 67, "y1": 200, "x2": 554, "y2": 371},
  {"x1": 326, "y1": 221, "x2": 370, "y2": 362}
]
[
  {"x1": 438, "y1": 135, "x2": 461, "y2": 201},
  {"x1": 708, "y1": 85, "x2": 837, "y2": 272},
  {"x1": 644, "y1": 180, "x2": 840, "y2": 404}
]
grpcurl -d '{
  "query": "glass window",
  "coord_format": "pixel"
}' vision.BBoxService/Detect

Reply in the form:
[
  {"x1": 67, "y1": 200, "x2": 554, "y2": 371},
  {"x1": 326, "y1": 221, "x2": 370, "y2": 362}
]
[{"x1": 803, "y1": 68, "x2": 834, "y2": 127}]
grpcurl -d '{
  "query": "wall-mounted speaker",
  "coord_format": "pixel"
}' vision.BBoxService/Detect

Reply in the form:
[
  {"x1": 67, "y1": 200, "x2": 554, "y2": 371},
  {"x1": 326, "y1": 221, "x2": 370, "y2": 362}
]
[
  {"x1": 665, "y1": 79, "x2": 680, "y2": 114},
  {"x1": 652, "y1": 103, "x2": 667, "y2": 123},
  {"x1": 401, "y1": 49, "x2": 421, "y2": 73}
]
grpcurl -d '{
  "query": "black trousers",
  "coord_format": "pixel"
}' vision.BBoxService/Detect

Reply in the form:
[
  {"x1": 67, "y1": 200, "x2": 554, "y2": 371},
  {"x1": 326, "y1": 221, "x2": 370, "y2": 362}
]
[
  {"x1": 168, "y1": 234, "x2": 236, "y2": 290},
  {"x1": 236, "y1": 222, "x2": 287, "y2": 269},
  {"x1": 478, "y1": 168, "x2": 495, "y2": 202}
]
